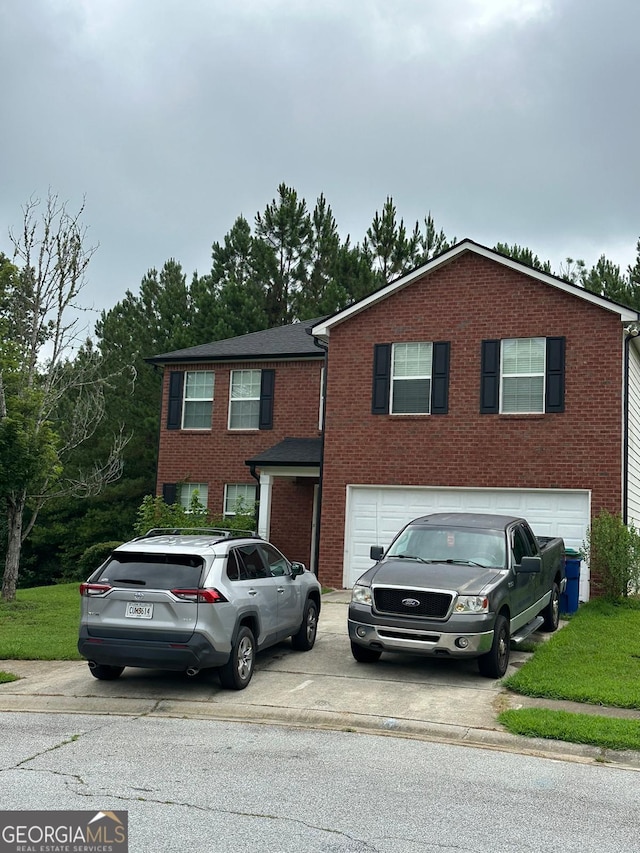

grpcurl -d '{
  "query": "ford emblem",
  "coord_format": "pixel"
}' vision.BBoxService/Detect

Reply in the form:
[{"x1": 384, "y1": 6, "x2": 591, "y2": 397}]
[
  {"x1": 134, "y1": 591, "x2": 144, "y2": 600},
  {"x1": 402, "y1": 598, "x2": 421, "y2": 607}
]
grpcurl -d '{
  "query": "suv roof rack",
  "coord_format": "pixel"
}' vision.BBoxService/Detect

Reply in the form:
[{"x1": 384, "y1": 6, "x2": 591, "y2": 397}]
[{"x1": 137, "y1": 527, "x2": 260, "y2": 541}]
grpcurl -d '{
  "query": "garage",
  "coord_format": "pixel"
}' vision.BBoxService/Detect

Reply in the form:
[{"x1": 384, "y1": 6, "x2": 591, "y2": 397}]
[{"x1": 343, "y1": 485, "x2": 591, "y2": 598}]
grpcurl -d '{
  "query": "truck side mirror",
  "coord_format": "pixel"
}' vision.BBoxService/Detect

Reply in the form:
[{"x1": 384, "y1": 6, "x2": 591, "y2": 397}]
[
  {"x1": 370, "y1": 545, "x2": 384, "y2": 561},
  {"x1": 517, "y1": 555, "x2": 542, "y2": 574}
]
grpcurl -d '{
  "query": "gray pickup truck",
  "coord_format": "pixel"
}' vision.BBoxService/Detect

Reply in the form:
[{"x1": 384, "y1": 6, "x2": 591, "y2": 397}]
[{"x1": 348, "y1": 512, "x2": 566, "y2": 678}]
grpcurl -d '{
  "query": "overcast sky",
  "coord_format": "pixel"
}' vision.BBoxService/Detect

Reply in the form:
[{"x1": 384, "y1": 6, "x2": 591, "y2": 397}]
[{"x1": 1, "y1": 0, "x2": 639, "y2": 336}]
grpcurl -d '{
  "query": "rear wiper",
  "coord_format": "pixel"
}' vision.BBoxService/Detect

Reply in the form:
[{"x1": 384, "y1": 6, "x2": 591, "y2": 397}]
[{"x1": 112, "y1": 577, "x2": 146, "y2": 585}]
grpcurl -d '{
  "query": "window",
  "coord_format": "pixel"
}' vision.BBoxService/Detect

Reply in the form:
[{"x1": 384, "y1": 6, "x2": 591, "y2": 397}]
[
  {"x1": 183, "y1": 371, "x2": 214, "y2": 429},
  {"x1": 229, "y1": 370, "x2": 261, "y2": 429},
  {"x1": 224, "y1": 483, "x2": 257, "y2": 516},
  {"x1": 501, "y1": 338, "x2": 545, "y2": 413},
  {"x1": 179, "y1": 483, "x2": 208, "y2": 511},
  {"x1": 260, "y1": 543, "x2": 290, "y2": 576},
  {"x1": 480, "y1": 337, "x2": 565, "y2": 414},
  {"x1": 391, "y1": 343, "x2": 433, "y2": 414},
  {"x1": 236, "y1": 544, "x2": 269, "y2": 579},
  {"x1": 319, "y1": 366, "x2": 325, "y2": 429},
  {"x1": 372, "y1": 342, "x2": 450, "y2": 415}
]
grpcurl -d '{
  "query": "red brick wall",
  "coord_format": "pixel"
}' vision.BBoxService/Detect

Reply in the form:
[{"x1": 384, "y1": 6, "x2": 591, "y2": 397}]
[
  {"x1": 269, "y1": 478, "x2": 317, "y2": 567},
  {"x1": 156, "y1": 357, "x2": 322, "y2": 564},
  {"x1": 317, "y1": 253, "x2": 625, "y2": 588}
]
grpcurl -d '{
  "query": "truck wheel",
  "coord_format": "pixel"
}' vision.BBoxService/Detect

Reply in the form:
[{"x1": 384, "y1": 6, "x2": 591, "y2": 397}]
[
  {"x1": 541, "y1": 582, "x2": 560, "y2": 632},
  {"x1": 89, "y1": 663, "x2": 124, "y2": 681},
  {"x1": 350, "y1": 641, "x2": 382, "y2": 663},
  {"x1": 219, "y1": 626, "x2": 255, "y2": 690},
  {"x1": 291, "y1": 599, "x2": 319, "y2": 651},
  {"x1": 477, "y1": 615, "x2": 510, "y2": 678}
]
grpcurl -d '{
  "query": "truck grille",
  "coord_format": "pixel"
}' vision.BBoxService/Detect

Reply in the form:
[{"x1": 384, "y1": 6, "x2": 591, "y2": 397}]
[{"x1": 373, "y1": 587, "x2": 453, "y2": 619}]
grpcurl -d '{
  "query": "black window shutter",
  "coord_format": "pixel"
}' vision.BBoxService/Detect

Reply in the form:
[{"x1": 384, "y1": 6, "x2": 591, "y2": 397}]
[
  {"x1": 480, "y1": 340, "x2": 500, "y2": 413},
  {"x1": 162, "y1": 483, "x2": 177, "y2": 505},
  {"x1": 167, "y1": 371, "x2": 184, "y2": 429},
  {"x1": 259, "y1": 369, "x2": 275, "y2": 430},
  {"x1": 545, "y1": 336, "x2": 565, "y2": 413},
  {"x1": 372, "y1": 344, "x2": 391, "y2": 414},
  {"x1": 431, "y1": 341, "x2": 450, "y2": 415}
]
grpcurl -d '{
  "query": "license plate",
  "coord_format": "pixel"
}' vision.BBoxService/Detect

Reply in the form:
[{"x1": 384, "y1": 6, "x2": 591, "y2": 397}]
[{"x1": 125, "y1": 602, "x2": 153, "y2": 619}]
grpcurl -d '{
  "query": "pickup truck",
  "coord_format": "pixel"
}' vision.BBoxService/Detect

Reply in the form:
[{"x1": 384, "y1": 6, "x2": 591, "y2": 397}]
[{"x1": 348, "y1": 512, "x2": 566, "y2": 678}]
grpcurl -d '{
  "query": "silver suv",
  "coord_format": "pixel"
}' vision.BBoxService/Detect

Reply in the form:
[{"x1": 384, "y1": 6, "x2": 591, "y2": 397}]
[{"x1": 77, "y1": 528, "x2": 321, "y2": 690}]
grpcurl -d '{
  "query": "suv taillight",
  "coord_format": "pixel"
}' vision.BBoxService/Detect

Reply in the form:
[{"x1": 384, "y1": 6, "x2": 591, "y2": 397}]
[
  {"x1": 171, "y1": 588, "x2": 228, "y2": 603},
  {"x1": 79, "y1": 583, "x2": 112, "y2": 597}
]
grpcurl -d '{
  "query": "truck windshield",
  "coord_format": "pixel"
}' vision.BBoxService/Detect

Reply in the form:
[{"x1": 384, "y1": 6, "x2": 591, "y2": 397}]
[{"x1": 387, "y1": 527, "x2": 506, "y2": 568}]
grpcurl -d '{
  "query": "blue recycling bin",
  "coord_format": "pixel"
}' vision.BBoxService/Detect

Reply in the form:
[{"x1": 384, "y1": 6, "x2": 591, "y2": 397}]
[{"x1": 560, "y1": 548, "x2": 581, "y2": 614}]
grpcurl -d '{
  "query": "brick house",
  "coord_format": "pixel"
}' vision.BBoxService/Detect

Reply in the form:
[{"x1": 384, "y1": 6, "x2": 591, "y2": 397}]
[{"x1": 149, "y1": 239, "x2": 640, "y2": 599}]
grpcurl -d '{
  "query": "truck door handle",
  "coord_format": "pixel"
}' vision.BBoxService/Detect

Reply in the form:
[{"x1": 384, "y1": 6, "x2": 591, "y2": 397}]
[
  {"x1": 248, "y1": 589, "x2": 258, "y2": 596},
  {"x1": 277, "y1": 586, "x2": 285, "y2": 594}
]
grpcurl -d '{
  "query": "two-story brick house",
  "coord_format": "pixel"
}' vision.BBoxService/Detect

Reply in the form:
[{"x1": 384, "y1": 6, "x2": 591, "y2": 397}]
[{"x1": 149, "y1": 239, "x2": 640, "y2": 599}]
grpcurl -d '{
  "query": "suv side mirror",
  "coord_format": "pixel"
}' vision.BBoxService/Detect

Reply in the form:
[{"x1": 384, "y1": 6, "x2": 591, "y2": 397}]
[
  {"x1": 291, "y1": 562, "x2": 306, "y2": 577},
  {"x1": 370, "y1": 545, "x2": 384, "y2": 561}
]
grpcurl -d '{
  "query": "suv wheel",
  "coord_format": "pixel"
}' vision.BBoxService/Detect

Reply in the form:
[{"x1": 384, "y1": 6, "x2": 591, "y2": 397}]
[
  {"x1": 291, "y1": 599, "x2": 319, "y2": 651},
  {"x1": 89, "y1": 663, "x2": 124, "y2": 681},
  {"x1": 219, "y1": 626, "x2": 255, "y2": 690}
]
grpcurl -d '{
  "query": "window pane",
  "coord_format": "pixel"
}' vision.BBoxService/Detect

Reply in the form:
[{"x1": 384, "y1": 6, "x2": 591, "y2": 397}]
[
  {"x1": 393, "y1": 343, "x2": 432, "y2": 377},
  {"x1": 178, "y1": 483, "x2": 208, "y2": 509},
  {"x1": 229, "y1": 399, "x2": 260, "y2": 429},
  {"x1": 392, "y1": 378, "x2": 431, "y2": 413},
  {"x1": 503, "y1": 338, "x2": 545, "y2": 375},
  {"x1": 231, "y1": 370, "x2": 261, "y2": 399},
  {"x1": 225, "y1": 484, "x2": 257, "y2": 515},
  {"x1": 185, "y1": 371, "x2": 214, "y2": 399},
  {"x1": 502, "y1": 377, "x2": 544, "y2": 413},
  {"x1": 183, "y1": 400, "x2": 212, "y2": 429}
]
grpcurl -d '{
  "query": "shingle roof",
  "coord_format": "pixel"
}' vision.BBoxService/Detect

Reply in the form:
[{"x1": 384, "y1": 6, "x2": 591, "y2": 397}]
[
  {"x1": 245, "y1": 437, "x2": 322, "y2": 467},
  {"x1": 147, "y1": 318, "x2": 327, "y2": 364}
]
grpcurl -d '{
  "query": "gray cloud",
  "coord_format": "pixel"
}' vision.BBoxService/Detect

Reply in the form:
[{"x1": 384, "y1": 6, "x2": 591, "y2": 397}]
[{"x1": 1, "y1": 0, "x2": 638, "y2": 329}]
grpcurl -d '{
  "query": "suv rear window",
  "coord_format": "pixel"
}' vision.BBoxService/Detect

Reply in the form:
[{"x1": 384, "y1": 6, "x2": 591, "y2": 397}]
[{"x1": 95, "y1": 552, "x2": 205, "y2": 589}]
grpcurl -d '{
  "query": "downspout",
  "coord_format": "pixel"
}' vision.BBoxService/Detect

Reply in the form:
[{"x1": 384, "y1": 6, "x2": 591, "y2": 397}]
[
  {"x1": 623, "y1": 324, "x2": 640, "y2": 525},
  {"x1": 249, "y1": 463, "x2": 260, "y2": 533},
  {"x1": 312, "y1": 337, "x2": 329, "y2": 577}
]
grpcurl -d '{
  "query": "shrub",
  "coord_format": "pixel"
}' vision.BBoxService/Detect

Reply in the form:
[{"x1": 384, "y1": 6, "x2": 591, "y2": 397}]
[
  {"x1": 133, "y1": 494, "x2": 256, "y2": 538},
  {"x1": 64, "y1": 541, "x2": 124, "y2": 582},
  {"x1": 581, "y1": 510, "x2": 640, "y2": 599}
]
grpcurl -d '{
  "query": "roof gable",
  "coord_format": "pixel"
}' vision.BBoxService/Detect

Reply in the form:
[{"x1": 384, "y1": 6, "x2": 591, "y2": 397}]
[{"x1": 311, "y1": 239, "x2": 638, "y2": 338}]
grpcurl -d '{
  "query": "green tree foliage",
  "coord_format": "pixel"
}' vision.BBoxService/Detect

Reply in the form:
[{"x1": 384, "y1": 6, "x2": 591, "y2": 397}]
[
  {"x1": 133, "y1": 494, "x2": 256, "y2": 537},
  {"x1": 494, "y1": 243, "x2": 553, "y2": 274},
  {"x1": 0, "y1": 193, "x2": 129, "y2": 601},
  {"x1": 581, "y1": 510, "x2": 640, "y2": 600}
]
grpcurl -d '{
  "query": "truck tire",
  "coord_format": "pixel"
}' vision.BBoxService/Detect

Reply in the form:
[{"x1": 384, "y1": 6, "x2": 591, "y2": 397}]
[
  {"x1": 291, "y1": 599, "x2": 319, "y2": 651},
  {"x1": 89, "y1": 663, "x2": 124, "y2": 681},
  {"x1": 541, "y1": 582, "x2": 560, "y2": 632},
  {"x1": 477, "y1": 615, "x2": 510, "y2": 678},
  {"x1": 219, "y1": 625, "x2": 255, "y2": 690},
  {"x1": 350, "y1": 641, "x2": 382, "y2": 663}
]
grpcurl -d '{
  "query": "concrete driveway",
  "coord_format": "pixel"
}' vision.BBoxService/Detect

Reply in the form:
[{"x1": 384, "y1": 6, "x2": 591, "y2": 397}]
[{"x1": 2, "y1": 591, "x2": 636, "y2": 766}]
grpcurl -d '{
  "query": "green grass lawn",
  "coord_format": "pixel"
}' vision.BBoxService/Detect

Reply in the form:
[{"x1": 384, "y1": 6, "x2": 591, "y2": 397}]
[
  {"x1": 0, "y1": 582, "x2": 82, "y2": 661},
  {"x1": 499, "y1": 598, "x2": 640, "y2": 751}
]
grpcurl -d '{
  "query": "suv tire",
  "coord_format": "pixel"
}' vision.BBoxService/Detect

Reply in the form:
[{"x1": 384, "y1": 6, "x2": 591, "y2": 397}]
[
  {"x1": 291, "y1": 599, "x2": 319, "y2": 651},
  {"x1": 219, "y1": 625, "x2": 255, "y2": 690},
  {"x1": 89, "y1": 664, "x2": 124, "y2": 681}
]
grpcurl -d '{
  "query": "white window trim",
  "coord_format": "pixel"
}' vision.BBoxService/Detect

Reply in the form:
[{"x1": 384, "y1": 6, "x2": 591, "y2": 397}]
[
  {"x1": 390, "y1": 342, "x2": 433, "y2": 415},
  {"x1": 499, "y1": 337, "x2": 546, "y2": 414},
  {"x1": 228, "y1": 369, "x2": 261, "y2": 431},
  {"x1": 182, "y1": 371, "x2": 214, "y2": 430},
  {"x1": 224, "y1": 483, "x2": 257, "y2": 516}
]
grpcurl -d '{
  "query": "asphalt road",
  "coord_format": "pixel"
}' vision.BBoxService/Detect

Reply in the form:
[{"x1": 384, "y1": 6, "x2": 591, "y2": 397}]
[{"x1": 0, "y1": 710, "x2": 639, "y2": 853}]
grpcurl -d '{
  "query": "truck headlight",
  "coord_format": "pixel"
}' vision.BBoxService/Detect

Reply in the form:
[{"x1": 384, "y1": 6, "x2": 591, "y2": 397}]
[
  {"x1": 351, "y1": 584, "x2": 372, "y2": 606},
  {"x1": 454, "y1": 595, "x2": 489, "y2": 613}
]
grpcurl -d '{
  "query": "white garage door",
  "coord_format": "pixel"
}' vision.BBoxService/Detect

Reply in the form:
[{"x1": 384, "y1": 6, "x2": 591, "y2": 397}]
[{"x1": 344, "y1": 485, "x2": 591, "y2": 599}]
